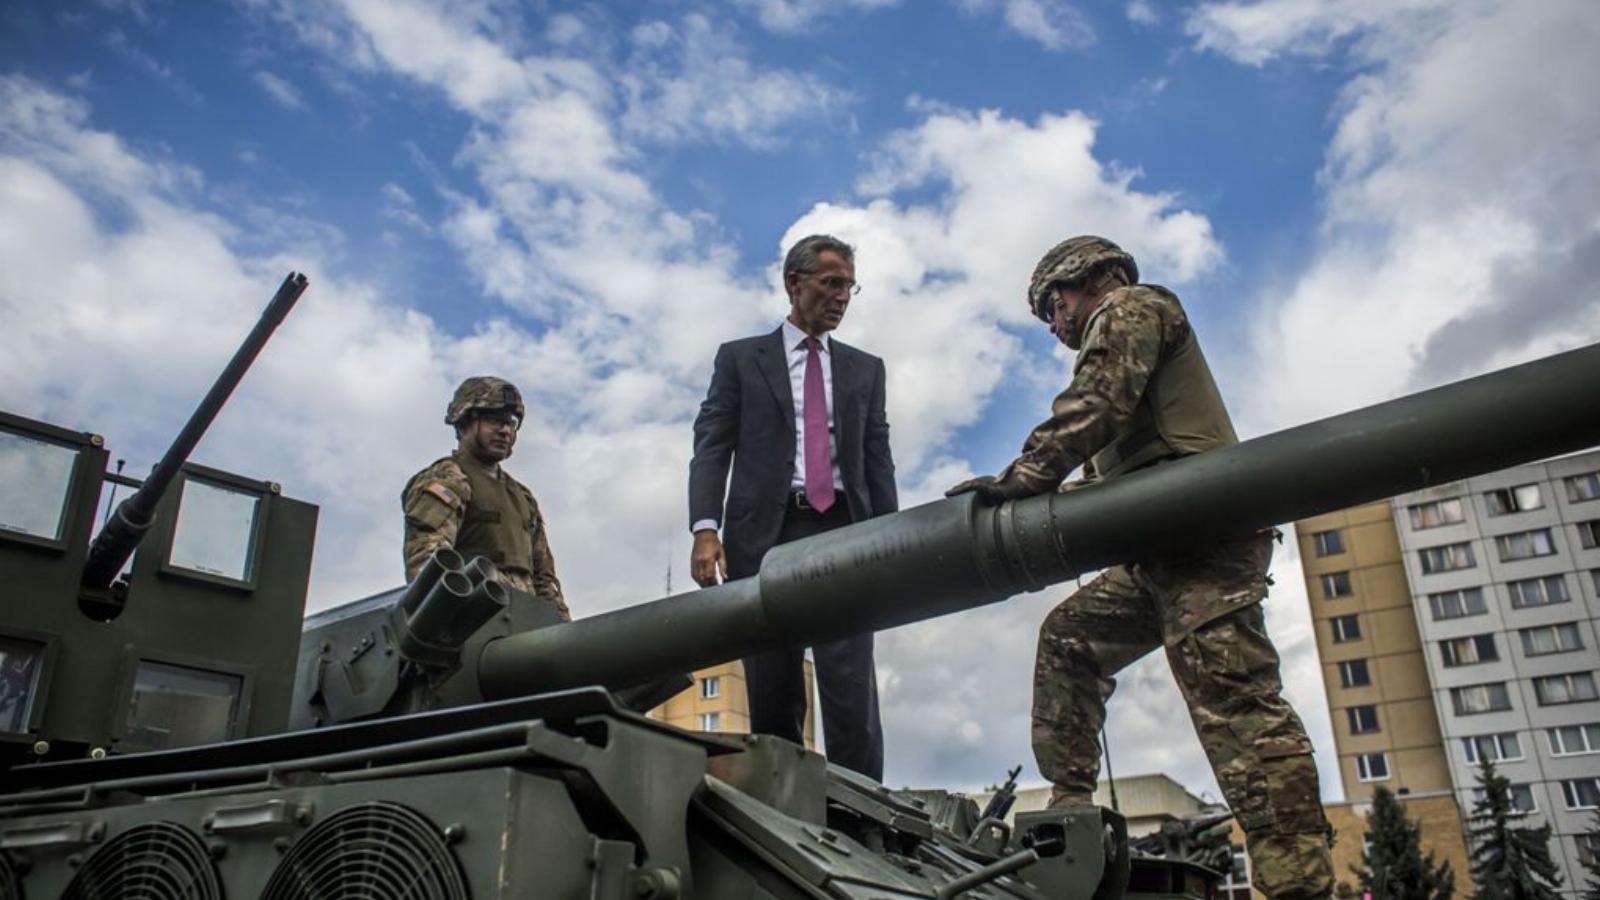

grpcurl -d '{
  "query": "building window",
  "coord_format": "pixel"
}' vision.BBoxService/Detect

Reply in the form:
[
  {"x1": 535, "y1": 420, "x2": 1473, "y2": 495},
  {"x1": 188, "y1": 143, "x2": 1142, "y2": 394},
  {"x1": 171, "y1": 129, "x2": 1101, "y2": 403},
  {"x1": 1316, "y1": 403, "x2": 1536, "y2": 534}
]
[
  {"x1": 1338, "y1": 659, "x2": 1372, "y2": 688},
  {"x1": 1440, "y1": 634, "x2": 1499, "y2": 667},
  {"x1": 1519, "y1": 623, "x2": 1584, "y2": 657},
  {"x1": 1320, "y1": 571, "x2": 1354, "y2": 599},
  {"x1": 1507, "y1": 575, "x2": 1570, "y2": 609},
  {"x1": 1485, "y1": 484, "x2": 1543, "y2": 516},
  {"x1": 1495, "y1": 528, "x2": 1556, "y2": 562},
  {"x1": 1547, "y1": 723, "x2": 1600, "y2": 756},
  {"x1": 1347, "y1": 705, "x2": 1381, "y2": 734},
  {"x1": 1313, "y1": 529, "x2": 1345, "y2": 557},
  {"x1": 1409, "y1": 498, "x2": 1466, "y2": 530},
  {"x1": 1428, "y1": 587, "x2": 1487, "y2": 620},
  {"x1": 1533, "y1": 672, "x2": 1598, "y2": 706},
  {"x1": 1593, "y1": 569, "x2": 1600, "y2": 595},
  {"x1": 1560, "y1": 778, "x2": 1600, "y2": 811},
  {"x1": 699, "y1": 712, "x2": 721, "y2": 731},
  {"x1": 1462, "y1": 732, "x2": 1523, "y2": 764},
  {"x1": 1566, "y1": 471, "x2": 1600, "y2": 503},
  {"x1": 1578, "y1": 520, "x2": 1600, "y2": 550},
  {"x1": 1579, "y1": 833, "x2": 1600, "y2": 868},
  {"x1": 1452, "y1": 682, "x2": 1513, "y2": 715},
  {"x1": 700, "y1": 675, "x2": 721, "y2": 699},
  {"x1": 1331, "y1": 614, "x2": 1362, "y2": 643},
  {"x1": 1419, "y1": 541, "x2": 1476, "y2": 573},
  {"x1": 1218, "y1": 847, "x2": 1252, "y2": 900},
  {"x1": 1356, "y1": 752, "x2": 1390, "y2": 782},
  {"x1": 1475, "y1": 784, "x2": 1537, "y2": 813}
]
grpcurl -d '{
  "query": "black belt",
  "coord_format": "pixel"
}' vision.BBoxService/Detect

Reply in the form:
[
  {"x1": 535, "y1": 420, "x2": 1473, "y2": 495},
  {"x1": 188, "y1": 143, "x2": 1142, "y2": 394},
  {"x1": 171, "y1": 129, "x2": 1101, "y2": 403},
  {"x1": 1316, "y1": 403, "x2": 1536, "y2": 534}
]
[{"x1": 789, "y1": 489, "x2": 846, "y2": 512}]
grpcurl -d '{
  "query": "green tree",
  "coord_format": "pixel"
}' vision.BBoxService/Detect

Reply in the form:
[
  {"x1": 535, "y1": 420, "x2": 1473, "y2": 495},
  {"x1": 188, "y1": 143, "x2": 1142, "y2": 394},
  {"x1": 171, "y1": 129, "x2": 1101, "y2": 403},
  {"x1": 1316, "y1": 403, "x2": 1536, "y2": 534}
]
[
  {"x1": 1354, "y1": 786, "x2": 1454, "y2": 900},
  {"x1": 1466, "y1": 759, "x2": 1562, "y2": 900},
  {"x1": 1583, "y1": 808, "x2": 1600, "y2": 900}
]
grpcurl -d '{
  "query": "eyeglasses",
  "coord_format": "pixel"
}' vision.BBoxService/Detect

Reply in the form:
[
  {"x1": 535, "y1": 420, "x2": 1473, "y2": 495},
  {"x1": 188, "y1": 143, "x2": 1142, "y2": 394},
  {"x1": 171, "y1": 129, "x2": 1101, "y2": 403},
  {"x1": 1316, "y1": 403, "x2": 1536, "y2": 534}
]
[
  {"x1": 478, "y1": 411, "x2": 521, "y2": 431},
  {"x1": 812, "y1": 274, "x2": 861, "y2": 297}
]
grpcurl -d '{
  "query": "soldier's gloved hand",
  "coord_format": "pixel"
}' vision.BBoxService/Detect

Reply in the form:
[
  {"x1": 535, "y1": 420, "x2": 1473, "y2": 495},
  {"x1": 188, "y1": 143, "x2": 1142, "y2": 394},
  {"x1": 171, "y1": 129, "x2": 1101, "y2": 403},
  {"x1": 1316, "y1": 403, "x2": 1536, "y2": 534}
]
[
  {"x1": 945, "y1": 474, "x2": 1011, "y2": 504},
  {"x1": 946, "y1": 461, "x2": 1055, "y2": 504}
]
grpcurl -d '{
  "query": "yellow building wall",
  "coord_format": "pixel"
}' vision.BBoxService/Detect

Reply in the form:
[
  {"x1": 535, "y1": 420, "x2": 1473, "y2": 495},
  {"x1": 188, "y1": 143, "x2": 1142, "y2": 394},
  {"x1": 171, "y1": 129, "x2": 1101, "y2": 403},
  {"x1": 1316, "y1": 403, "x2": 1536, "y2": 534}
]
[
  {"x1": 1297, "y1": 502, "x2": 1453, "y2": 799},
  {"x1": 1226, "y1": 793, "x2": 1471, "y2": 899},
  {"x1": 648, "y1": 658, "x2": 816, "y2": 750}
]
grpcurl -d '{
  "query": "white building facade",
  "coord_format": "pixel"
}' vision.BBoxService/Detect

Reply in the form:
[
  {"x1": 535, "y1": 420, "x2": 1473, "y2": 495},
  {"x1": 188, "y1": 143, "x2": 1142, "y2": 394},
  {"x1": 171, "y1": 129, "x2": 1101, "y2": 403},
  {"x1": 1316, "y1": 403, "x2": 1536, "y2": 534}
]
[{"x1": 1391, "y1": 450, "x2": 1600, "y2": 895}]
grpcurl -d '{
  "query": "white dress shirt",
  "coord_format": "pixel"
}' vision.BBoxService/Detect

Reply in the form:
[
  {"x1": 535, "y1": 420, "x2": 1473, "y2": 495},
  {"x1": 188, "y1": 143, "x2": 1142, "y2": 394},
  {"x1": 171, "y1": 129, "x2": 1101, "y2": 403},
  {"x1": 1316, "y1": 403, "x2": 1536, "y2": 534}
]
[{"x1": 692, "y1": 319, "x2": 843, "y2": 534}]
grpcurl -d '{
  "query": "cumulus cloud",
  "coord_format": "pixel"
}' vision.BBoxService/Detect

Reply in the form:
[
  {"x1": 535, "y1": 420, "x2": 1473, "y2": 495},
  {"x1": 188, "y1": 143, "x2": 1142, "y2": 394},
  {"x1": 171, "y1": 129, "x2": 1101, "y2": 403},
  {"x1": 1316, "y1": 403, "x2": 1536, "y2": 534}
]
[
  {"x1": 618, "y1": 14, "x2": 851, "y2": 149},
  {"x1": 956, "y1": 0, "x2": 1095, "y2": 50},
  {"x1": 1186, "y1": 0, "x2": 1600, "y2": 432}
]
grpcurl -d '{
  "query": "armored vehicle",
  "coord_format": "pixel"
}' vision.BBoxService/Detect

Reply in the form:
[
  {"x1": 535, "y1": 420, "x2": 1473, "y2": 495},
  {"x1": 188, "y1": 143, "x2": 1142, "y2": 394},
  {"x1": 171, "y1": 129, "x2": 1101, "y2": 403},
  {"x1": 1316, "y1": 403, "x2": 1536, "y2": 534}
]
[{"x1": 2, "y1": 271, "x2": 1598, "y2": 899}]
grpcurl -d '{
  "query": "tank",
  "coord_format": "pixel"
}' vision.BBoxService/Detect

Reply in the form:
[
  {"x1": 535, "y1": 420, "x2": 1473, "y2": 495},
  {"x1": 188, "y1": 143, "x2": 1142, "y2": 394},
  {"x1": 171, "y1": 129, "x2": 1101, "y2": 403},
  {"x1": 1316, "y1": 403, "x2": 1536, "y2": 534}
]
[{"x1": 1, "y1": 293, "x2": 1598, "y2": 898}]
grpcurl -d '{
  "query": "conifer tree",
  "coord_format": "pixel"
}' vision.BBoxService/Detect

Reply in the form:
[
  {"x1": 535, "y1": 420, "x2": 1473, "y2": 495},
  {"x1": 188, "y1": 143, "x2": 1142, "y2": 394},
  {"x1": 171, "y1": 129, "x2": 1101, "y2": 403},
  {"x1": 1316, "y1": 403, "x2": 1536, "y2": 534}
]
[
  {"x1": 1466, "y1": 759, "x2": 1562, "y2": 900},
  {"x1": 1583, "y1": 808, "x2": 1600, "y2": 900},
  {"x1": 1355, "y1": 786, "x2": 1454, "y2": 900}
]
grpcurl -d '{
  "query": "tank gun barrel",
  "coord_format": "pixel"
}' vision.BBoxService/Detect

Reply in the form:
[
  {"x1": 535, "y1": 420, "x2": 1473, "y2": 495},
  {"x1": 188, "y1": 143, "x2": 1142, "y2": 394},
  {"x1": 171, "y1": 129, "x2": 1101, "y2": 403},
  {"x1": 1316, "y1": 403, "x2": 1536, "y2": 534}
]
[
  {"x1": 480, "y1": 342, "x2": 1600, "y2": 698},
  {"x1": 82, "y1": 272, "x2": 309, "y2": 590}
]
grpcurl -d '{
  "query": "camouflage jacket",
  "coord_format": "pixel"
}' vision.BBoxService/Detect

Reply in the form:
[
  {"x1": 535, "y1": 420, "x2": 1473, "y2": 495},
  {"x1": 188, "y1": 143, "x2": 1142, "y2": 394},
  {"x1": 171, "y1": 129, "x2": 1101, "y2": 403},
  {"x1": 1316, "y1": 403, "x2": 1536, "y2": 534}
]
[
  {"x1": 1008, "y1": 284, "x2": 1196, "y2": 490},
  {"x1": 402, "y1": 451, "x2": 566, "y2": 615}
]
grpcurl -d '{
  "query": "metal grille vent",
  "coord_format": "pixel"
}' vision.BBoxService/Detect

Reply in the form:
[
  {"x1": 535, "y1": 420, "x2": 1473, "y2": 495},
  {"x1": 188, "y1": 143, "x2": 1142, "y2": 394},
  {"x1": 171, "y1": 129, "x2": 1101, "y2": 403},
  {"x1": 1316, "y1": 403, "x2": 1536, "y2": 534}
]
[
  {"x1": 261, "y1": 801, "x2": 469, "y2": 900},
  {"x1": 60, "y1": 822, "x2": 219, "y2": 900},
  {"x1": 0, "y1": 851, "x2": 22, "y2": 900}
]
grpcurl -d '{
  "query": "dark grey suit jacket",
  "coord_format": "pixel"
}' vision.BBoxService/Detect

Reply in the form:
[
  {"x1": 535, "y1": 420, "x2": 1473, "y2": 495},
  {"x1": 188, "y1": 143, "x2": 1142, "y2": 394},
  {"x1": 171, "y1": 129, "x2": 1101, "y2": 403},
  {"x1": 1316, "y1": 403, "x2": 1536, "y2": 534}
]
[{"x1": 689, "y1": 326, "x2": 898, "y2": 577}]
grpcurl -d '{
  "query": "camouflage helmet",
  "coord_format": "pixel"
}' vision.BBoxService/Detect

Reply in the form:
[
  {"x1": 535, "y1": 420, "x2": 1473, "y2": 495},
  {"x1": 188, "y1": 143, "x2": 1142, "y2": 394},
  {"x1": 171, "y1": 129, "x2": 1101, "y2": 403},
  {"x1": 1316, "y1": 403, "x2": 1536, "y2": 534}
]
[
  {"x1": 445, "y1": 376, "x2": 525, "y2": 426},
  {"x1": 1027, "y1": 236, "x2": 1139, "y2": 323}
]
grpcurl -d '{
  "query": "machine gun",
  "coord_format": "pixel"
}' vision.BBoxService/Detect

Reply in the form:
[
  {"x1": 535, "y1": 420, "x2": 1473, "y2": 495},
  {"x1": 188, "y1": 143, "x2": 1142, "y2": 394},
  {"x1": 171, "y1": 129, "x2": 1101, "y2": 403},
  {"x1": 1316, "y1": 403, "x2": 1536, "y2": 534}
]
[
  {"x1": 1, "y1": 343, "x2": 1597, "y2": 900},
  {"x1": 80, "y1": 272, "x2": 309, "y2": 606},
  {"x1": 0, "y1": 273, "x2": 313, "y2": 765}
]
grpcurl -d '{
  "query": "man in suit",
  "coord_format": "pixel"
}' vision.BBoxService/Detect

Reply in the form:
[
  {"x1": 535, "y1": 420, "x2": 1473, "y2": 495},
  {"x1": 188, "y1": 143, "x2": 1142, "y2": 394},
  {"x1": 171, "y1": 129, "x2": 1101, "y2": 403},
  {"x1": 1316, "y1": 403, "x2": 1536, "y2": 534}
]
[{"x1": 688, "y1": 234, "x2": 897, "y2": 780}]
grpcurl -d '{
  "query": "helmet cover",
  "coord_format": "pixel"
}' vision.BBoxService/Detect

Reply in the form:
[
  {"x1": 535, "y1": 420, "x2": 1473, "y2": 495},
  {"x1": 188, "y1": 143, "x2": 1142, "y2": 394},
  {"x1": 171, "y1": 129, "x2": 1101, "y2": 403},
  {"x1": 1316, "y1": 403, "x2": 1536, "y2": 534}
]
[
  {"x1": 446, "y1": 376, "x2": 525, "y2": 425},
  {"x1": 1026, "y1": 236, "x2": 1139, "y2": 322}
]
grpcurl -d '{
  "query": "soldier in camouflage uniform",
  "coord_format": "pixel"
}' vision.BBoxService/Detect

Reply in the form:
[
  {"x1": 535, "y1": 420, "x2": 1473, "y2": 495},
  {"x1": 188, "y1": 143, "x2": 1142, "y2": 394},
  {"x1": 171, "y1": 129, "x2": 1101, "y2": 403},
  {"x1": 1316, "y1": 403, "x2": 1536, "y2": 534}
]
[
  {"x1": 948, "y1": 237, "x2": 1332, "y2": 900},
  {"x1": 403, "y1": 377, "x2": 569, "y2": 620}
]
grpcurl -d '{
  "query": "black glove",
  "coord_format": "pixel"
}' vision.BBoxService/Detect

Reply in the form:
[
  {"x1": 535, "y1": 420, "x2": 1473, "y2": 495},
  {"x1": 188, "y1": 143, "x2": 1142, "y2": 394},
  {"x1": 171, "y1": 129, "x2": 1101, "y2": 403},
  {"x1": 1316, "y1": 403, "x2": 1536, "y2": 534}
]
[{"x1": 946, "y1": 460, "x2": 1055, "y2": 504}]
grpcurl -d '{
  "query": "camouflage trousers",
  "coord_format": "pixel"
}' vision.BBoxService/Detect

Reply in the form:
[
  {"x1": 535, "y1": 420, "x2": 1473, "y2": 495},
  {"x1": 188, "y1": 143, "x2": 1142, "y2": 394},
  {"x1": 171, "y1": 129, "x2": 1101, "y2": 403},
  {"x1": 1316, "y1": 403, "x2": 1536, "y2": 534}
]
[
  {"x1": 500, "y1": 571, "x2": 571, "y2": 621},
  {"x1": 1033, "y1": 533, "x2": 1333, "y2": 900}
]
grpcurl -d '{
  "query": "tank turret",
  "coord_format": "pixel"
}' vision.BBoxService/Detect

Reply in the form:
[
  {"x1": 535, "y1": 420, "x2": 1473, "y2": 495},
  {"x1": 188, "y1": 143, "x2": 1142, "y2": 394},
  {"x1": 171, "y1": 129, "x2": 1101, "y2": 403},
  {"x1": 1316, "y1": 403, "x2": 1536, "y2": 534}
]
[{"x1": 0, "y1": 274, "x2": 314, "y2": 764}]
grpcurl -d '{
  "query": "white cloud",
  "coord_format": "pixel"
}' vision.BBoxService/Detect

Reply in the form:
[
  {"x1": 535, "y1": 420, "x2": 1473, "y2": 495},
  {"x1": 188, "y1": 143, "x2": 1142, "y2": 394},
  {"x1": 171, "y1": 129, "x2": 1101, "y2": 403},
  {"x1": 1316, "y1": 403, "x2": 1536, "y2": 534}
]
[
  {"x1": 1125, "y1": 0, "x2": 1159, "y2": 26},
  {"x1": 1185, "y1": 0, "x2": 1600, "y2": 432},
  {"x1": 734, "y1": 0, "x2": 899, "y2": 32},
  {"x1": 618, "y1": 14, "x2": 852, "y2": 149},
  {"x1": 957, "y1": 0, "x2": 1095, "y2": 50},
  {"x1": 253, "y1": 70, "x2": 306, "y2": 110}
]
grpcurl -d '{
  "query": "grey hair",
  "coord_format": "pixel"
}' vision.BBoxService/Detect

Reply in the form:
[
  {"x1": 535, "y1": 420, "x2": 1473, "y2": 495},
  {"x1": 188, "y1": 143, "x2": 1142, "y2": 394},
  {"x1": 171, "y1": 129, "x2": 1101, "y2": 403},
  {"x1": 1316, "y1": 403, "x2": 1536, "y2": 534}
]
[{"x1": 783, "y1": 234, "x2": 854, "y2": 288}]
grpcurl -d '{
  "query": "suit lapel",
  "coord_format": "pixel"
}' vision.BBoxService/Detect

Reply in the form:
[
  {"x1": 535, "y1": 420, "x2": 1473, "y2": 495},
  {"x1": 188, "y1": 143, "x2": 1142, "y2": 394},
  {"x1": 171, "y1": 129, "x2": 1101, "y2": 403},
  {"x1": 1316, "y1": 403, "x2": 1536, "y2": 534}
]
[
  {"x1": 755, "y1": 327, "x2": 795, "y2": 430},
  {"x1": 830, "y1": 339, "x2": 857, "y2": 471}
]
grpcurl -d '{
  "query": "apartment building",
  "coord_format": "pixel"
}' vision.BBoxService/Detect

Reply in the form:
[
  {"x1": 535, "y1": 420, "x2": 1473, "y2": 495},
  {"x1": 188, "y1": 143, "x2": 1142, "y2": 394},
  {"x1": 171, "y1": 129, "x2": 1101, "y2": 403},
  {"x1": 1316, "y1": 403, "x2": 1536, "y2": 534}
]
[
  {"x1": 1298, "y1": 449, "x2": 1600, "y2": 896},
  {"x1": 1392, "y1": 451, "x2": 1600, "y2": 894}
]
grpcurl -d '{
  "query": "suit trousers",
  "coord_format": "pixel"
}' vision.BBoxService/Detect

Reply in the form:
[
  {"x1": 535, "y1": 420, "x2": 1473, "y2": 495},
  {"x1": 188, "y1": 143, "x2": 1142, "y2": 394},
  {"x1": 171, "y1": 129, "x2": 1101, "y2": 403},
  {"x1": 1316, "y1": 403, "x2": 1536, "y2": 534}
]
[{"x1": 740, "y1": 495, "x2": 885, "y2": 781}]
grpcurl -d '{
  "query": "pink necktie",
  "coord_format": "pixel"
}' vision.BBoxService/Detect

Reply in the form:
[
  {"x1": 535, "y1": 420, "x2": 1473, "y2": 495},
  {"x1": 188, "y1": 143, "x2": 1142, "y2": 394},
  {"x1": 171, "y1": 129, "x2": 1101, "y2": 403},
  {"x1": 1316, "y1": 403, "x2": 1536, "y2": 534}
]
[{"x1": 803, "y1": 336, "x2": 835, "y2": 512}]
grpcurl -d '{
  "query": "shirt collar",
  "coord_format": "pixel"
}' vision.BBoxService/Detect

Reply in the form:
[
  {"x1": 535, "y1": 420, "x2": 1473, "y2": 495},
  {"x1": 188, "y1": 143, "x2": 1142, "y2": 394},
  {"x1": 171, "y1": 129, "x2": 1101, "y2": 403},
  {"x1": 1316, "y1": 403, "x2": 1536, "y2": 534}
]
[{"x1": 781, "y1": 318, "x2": 831, "y2": 354}]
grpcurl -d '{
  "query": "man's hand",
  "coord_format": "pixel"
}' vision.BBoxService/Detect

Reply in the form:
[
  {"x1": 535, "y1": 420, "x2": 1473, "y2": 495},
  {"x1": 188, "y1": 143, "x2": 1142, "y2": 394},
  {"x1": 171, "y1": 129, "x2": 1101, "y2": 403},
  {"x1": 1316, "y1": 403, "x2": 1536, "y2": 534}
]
[
  {"x1": 946, "y1": 460, "x2": 1056, "y2": 504},
  {"x1": 691, "y1": 529, "x2": 727, "y2": 587}
]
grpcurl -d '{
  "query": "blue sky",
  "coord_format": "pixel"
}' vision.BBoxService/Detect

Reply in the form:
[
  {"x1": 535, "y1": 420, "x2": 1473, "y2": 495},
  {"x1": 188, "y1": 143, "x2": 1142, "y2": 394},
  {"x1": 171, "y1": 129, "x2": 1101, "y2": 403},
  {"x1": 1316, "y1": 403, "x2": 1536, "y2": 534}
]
[{"x1": 3, "y1": 0, "x2": 1597, "y2": 798}]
